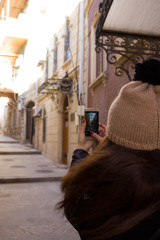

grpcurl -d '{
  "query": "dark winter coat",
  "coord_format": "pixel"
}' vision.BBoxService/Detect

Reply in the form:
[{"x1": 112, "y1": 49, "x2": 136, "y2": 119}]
[{"x1": 61, "y1": 146, "x2": 160, "y2": 240}]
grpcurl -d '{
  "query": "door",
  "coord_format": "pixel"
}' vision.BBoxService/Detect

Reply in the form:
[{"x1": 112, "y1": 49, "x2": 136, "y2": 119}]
[
  {"x1": 26, "y1": 101, "x2": 35, "y2": 144},
  {"x1": 62, "y1": 96, "x2": 69, "y2": 164},
  {"x1": 26, "y1": 108, "x2": 33, "y2": 143}
]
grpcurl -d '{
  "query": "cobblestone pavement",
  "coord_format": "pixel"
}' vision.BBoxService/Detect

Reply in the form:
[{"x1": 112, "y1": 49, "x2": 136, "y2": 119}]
[
  {"x1": 0, "y1": 135, "x2": 80, "y2": 240},
  {"x1": 0, "y1": 135, "x2": 68, "y2": 182},
  {"x1": 0, "y1": 182, "x2": 80, "y2": 240}
]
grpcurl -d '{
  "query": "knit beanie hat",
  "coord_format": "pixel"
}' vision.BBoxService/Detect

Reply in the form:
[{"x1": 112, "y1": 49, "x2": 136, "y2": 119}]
[{"x1": 107, "y1": 59, "x2": 160, "y2": 150}]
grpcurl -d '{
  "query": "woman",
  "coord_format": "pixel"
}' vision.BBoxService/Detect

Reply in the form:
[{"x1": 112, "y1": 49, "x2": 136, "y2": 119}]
[{"x1": 58, "y1": 59, "x2": 160, "y2": 240}]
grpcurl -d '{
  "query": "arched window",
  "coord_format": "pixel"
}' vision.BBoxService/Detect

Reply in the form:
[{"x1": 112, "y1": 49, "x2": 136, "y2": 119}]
[{"x1": 42, "y1": 108, "x2": 46, "y2": 142}]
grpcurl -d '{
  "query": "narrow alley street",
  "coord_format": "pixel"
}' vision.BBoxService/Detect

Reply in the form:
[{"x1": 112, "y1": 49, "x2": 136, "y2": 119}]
[
  {"x1": 0, "y1": 135, "x2": 80, "y2": 240},
  {"x1": 0, "y1": 0, "x2": 159, "y2": 239}
]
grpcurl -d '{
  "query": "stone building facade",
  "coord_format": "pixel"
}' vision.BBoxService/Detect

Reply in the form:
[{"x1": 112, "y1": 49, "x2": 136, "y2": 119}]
[
  {"x1": 4, "y1": 0, "x2": 130, "y2": 166},
  {"x1": 86, "y1": 0, "x2": 129, "y2": 124},
  {"x1": 4, "y1": 1, "x2": 89, "y2": 166},
  {"x1": 3, "y1": 0, "x2": 160, "y2": 167}
]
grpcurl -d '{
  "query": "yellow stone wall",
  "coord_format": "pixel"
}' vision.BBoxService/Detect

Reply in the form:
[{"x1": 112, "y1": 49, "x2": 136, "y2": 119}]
[
  {"x1": 36, "y1": 3, "x2": 88, "y2": 166},
  {"x1": 14, "y1": 1, "x2": 89, "y2": 166}
]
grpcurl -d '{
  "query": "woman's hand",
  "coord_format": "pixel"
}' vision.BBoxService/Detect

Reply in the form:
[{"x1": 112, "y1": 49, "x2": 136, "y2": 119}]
[
  {"x1": 91, "y1": 122, "x2": 107, "y2": 143},
  {"x1": 76, "y1": 120, "x2": 107, "y2": 152},
  {"x1": 76, "y1": 120, "x2": 96, "y2": 151}
]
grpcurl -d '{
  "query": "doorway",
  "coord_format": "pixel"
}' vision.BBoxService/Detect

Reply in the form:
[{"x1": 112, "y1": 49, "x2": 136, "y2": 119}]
[
  {"x1": 62, "y1": 95, "x2": 69, "y2": 164},
  {"x1": 26, "y1": 101, "x2": 35, "y2": 144}
]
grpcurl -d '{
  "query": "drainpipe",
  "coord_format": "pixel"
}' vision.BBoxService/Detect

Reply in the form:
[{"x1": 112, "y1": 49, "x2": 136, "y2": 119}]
[
  {"x1": 77, "y1": 0, "x2": 85, "y2": 128},
  {"x1": 79, "y1": 0, "x2": 84, "y2": 105}
]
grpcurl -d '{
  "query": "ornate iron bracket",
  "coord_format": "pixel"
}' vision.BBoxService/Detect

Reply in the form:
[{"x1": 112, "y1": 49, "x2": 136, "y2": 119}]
[
  {"x1": 96, "y1": 32, "x2": 160, "y2": 81},
  {"x1": 95, "y1": 0, "x2": 160, "y2": 81}
]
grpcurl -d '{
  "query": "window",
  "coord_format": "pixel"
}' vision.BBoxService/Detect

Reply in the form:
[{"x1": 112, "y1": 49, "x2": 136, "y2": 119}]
[
  {"x1": 64, "y1": 19, "x2": 70, "y2": 62},
  {"x1": 91, "y1": 24, "x2": 107, "y2": 83},
  {"x1": 53, "y1": 37, "x2": 58, "y2": 73},
  {"x1": 45, "y1": 50, "x2": 49, "y2": 80},
  {"x1": 96, "y1": 45, "x2": 104, "y2": 77},
  {"x1": 42, "y1": 109, "x2": 46, "y2": 142}
]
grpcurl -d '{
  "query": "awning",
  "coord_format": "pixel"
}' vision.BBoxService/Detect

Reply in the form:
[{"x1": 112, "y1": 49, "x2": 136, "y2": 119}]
[
  {"x1": 0, "y1": 88, "x2": 18, "y2": 102},
  {"x1": 95, "y1": 0, "x2": 160, "y2": 80},
  {"x1": 0, "y1": 0, "x2": 29, "y2": 19},
  {"x1": 0, "y1": 0, "x2": 29, "y2": 66},
  {"x1": 0, "y1": 36, "x2": 27, "y2": 66}
]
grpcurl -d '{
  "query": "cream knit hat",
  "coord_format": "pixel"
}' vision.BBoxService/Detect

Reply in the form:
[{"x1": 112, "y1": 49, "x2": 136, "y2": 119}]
[{"x1": 107, "y1": 60, "x2": 160, "y2": 150}]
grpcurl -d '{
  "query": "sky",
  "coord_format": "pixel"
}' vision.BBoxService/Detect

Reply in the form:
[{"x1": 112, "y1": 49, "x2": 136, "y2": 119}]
[
  {"x1": 0, "y1": 0, "x2": 82, "y2": 119},
  {"x1": 43, "y1": 0, "x2": 82, "y2": 48},
  {"x1": 26, "y1": 0, "x2": 81, "y2": 33},
  {"x1": 45, "y1": 0, "x2": 81, "y2": 32},
  {"x1": 0, "y1": 0, "x2": 82, "y2": 96},
  {"x1": 11, "y1": 0, "x2": 82, "y2": 94}
]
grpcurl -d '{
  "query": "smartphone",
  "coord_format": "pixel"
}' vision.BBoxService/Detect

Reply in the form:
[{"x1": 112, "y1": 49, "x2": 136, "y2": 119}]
[{"x1": 84, "y1": 108, "x2": 99, "y2": 136}]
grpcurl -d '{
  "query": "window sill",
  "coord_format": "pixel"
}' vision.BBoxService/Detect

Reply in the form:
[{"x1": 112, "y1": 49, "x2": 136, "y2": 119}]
[
  {"x1": 62, "y1": 59, "x2": 71, "y2": 70},
  {"x1": 89, "y1": 72, "x2": 107, "y2": 96}
]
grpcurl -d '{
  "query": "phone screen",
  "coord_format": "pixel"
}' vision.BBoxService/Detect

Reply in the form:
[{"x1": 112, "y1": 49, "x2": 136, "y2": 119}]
[{"x1": 85, "y1": 111, "x2": 99, "y2": 136}]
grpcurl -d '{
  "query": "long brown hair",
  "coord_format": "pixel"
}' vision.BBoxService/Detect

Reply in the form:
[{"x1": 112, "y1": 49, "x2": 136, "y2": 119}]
[{"x1": 58, "y1": 138, "x2": 160, "y2": 239}]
